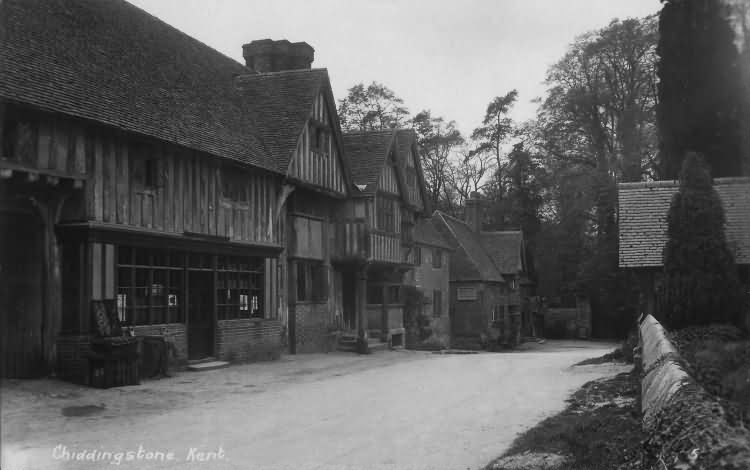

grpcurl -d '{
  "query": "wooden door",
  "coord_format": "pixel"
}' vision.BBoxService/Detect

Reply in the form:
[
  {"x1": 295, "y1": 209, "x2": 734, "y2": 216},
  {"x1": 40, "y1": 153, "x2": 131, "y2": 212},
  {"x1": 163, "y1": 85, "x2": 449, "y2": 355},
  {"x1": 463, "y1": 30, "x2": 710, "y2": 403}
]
[
  {"x1": 187, "y1": 270, "x2": 214, "y2": 360},
  {"x1": 0, "y1": 208, "x2": 45, "y2": 377}
]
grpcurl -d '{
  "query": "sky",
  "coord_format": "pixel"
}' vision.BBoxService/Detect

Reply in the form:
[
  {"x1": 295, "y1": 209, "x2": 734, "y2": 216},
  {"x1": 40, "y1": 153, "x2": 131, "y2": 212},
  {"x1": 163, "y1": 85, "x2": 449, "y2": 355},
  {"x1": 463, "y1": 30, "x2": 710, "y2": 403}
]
[{"x1": 128, "y1": 0, "x2": 661, "y2": 137}]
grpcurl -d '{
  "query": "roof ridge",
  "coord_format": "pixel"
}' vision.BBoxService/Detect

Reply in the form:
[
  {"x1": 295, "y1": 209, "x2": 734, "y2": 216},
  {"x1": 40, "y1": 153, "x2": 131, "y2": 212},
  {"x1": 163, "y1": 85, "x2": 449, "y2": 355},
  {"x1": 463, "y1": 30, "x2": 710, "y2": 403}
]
[
  {"x1": 122, "y1": 0, "x2": 247, "y2": 72},
  {"x1": 437, "y1": 210, "x2": 470, "y2": 227},
  {"x1": 236, "y1": 68, "x2": 329, "y2": 79},
  {"x1": 343, "y1": 129, "x2": 396, "y2": 136},
  {"x1": 618, "y1": 176, "x2": 750, "y2": 190},
  {"x1": 435, "y1": 211, "x2": 505, "y2": 282},
  {"x1": 481, "y1": 229, "x2": 523, "y2": 235}
]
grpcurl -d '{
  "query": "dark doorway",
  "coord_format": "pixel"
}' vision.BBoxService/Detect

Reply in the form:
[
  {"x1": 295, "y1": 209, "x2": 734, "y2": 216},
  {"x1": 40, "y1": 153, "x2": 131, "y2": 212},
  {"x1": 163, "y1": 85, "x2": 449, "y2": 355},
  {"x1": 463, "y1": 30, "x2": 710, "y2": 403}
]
[
  {"x1": 342, "y1": 271, "x2": 356, "y2": 331},
  {"x1": 187, "y1": 270, "x2": 214, "y2": 360},
  {"x1": 0, "y1": 208, "x2": 45, "y2": 377}
]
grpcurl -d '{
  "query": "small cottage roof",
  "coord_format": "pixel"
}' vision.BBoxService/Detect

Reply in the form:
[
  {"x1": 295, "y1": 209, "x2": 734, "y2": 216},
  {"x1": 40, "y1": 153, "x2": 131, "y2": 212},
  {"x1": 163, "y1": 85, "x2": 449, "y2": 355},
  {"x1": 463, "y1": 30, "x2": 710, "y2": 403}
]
[
  {"x1": 618, "y1": 177, "x2": 750, "y2": 268},
  {"x1": 480, "y1": 231, "x2": 525, "y2": 274},
  {"x1": 432, "y1": 211, "x2": 505, "y2": 283},
  {"x1": 413, "y1": 218, "x2": 452, "y2": 250}
]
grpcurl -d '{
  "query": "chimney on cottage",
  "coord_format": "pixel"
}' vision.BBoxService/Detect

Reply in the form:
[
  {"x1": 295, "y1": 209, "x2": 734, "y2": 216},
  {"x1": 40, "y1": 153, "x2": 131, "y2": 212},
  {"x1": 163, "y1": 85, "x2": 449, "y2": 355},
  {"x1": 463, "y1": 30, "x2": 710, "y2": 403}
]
[
  {"x1": 242, "y1": 39, "x2": 314, "y2": 73},
  {"x1": 464, "y1": 191, "x2": 484, "y2": 233}
]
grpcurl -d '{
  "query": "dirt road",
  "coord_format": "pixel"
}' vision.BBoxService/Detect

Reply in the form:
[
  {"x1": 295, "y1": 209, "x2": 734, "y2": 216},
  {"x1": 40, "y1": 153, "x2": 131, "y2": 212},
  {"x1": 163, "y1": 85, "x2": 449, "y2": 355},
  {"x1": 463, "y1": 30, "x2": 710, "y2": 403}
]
[{"x1": 1, "y1": 341, "x2": 629, "y2": 470}]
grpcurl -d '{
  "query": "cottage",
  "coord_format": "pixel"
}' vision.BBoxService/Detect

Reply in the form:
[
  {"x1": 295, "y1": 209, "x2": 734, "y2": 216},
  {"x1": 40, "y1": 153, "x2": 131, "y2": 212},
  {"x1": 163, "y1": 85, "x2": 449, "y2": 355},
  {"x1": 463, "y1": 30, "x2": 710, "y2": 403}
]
[
  {"x1": 236, "y1": 41, "x2": 352, "y2": 354},
  {"x1": 403, "y1": 218, "x2": 453, "y2": 349},
  {"x1": 432, "y1": 193, "x2": 530, "y2": 349},
  {"x1": 618, "y1": 177, "x2": 750, "y2": 317},
  {"x1": 340, "y1": 129, "x2": 432, "y2": 349},
  {"x1": 0, "y1": 0, "x2": 355, "y2": 378}
]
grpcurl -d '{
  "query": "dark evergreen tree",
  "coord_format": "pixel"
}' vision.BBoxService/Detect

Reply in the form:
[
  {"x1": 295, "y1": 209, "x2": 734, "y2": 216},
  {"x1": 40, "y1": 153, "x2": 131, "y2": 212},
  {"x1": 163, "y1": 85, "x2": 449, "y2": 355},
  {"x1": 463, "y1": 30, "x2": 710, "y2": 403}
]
[
  {"x1": 659, "y1": 152, "x2": 744, "y2": 328},
  {"x1": 657, "y1": 0, "x2": 745, "y2": 179}
]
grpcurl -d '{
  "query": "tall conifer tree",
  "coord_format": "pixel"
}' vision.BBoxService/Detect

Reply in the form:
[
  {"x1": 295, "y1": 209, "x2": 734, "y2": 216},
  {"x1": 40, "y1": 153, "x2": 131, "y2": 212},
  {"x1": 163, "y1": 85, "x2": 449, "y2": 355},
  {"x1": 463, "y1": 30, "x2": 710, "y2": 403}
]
[
  {"x1": 660, "y1": 153, "x2": 743, "y2": 328},
  {"x1": 657, "y1": 0, "x2": 745, "y2": 178}
]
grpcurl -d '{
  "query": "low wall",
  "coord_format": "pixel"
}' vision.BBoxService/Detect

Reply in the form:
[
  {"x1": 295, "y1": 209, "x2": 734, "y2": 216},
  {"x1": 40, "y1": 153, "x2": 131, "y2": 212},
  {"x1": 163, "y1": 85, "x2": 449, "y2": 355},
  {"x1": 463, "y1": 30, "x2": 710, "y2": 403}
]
[
  {"x1": 544, "y1": 305, "x2": 590, "y2": 339},
  {"x1": 639, "y1": 315, "x2": 750, "y2": 468},
  {"x1": 216, "y1": 319, "x2": 283, "y2": 362},
  {"x1": 56, "y1": 323, "x2": 188, "y2": 384}
]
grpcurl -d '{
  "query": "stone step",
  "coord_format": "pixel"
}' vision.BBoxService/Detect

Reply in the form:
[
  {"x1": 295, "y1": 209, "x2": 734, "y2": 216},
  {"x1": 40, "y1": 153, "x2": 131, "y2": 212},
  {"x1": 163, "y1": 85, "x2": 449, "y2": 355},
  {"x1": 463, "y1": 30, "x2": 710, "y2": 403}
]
[
  {"x1": 337, "y1": 343, "x2": 358, "y2": 352},
  {"x1": 186, "y1": 360, "x2": 230, "y2": 372},
  {"x1": 368, "y1": 341, "x2": 389, "y2": 352}
]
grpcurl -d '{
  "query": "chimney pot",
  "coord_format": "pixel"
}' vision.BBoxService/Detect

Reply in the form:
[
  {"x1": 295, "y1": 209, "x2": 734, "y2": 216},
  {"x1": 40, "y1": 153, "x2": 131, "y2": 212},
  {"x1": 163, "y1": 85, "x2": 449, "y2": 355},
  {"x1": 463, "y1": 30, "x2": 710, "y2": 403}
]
[
  {"x1": 465, "y1": 193, "x2": 483, "y2": 233},
  {"x1": 242, "y1": 39, "x2": 315, "y2": 73}
]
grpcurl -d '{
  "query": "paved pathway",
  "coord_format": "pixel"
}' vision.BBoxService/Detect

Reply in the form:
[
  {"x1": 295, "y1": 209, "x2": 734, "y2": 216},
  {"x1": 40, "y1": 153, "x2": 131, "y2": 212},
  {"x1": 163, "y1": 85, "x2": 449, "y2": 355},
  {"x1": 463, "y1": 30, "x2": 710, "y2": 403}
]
[{"x1": 1, "y1": 341, "x2": 630, "y2": 470}]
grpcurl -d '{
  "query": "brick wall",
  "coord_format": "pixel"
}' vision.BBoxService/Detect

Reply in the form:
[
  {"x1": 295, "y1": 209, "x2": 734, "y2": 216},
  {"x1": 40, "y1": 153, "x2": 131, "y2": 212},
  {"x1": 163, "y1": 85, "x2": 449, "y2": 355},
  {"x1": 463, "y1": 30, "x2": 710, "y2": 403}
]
[
  {"x1": 56, "y1": 323, "x2": 188, "y2": 383},
  {"x1": 293, "y1": 302, "x2": 332, "y2": 353},
  {"x1": 132, "y1": 323, "x2": 187, "y2": 366},
  {"x1": 216, "y1": 319, "x2": 283, "y2": 362},
  {"x1": 544, "y1": 303, "x2": 591, "y2": 339}
]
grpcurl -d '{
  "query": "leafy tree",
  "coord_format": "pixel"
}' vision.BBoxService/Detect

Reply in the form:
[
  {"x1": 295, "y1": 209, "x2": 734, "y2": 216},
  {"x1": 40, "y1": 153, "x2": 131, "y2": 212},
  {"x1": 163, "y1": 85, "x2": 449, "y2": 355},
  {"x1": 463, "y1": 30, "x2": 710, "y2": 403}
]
[
  {"x1": 657, "y1": 0, "x2": 745, "y2": 179},
  {"x1": 503, "y1": 143, "x2": 545, "y2": 240},
  {"x1": 447, "y1": 148, "x2": 495, "y2": 212},
  {"x1": 659, "y1": 153, "x2": 744, "y2": 328},
  {"x1": 410, "y1": 110, "x2": 464, "y2": 211},
  {"x1": 337, "y1": 82, "x2": 410, "y2": 132},
  {"x1": 471, "y1": 90, "x2": 518, "y2": 191},
  {"x1": 524, "y1": 16, "x2": 658, "y2": 336}
]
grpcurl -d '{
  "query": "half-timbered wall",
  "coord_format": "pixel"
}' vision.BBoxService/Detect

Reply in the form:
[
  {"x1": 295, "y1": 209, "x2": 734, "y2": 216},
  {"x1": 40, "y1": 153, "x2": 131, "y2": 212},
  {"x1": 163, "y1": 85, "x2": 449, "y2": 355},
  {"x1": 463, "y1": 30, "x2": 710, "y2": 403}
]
[
  {"x1": 378, "y1": 160, "x2": 400, "y2": 195},
  {"x1": 374, "y1": 193, "x2": 401, "y2": 234},
  {"x1": 287, "y1": 92, "x2": 346, "y2": 195},
  {"x1": 1, "y1": 106, "x2": 87, "y2": 180},
  {"x1": 404, "y1": 148, "x2": 424, "y2": 210},
  {"x1": 2, "y1": 107, "x2": 283, "y2": 245}
]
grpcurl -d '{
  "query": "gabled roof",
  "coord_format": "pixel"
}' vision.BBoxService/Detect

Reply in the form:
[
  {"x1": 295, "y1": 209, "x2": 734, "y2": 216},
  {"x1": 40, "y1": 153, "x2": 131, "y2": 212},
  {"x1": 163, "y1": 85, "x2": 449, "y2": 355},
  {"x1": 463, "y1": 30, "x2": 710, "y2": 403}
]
[
  {"x1": 342, "y1": 130, "x2": 395, "y2": 194},
  {"x1": 432, "y1": 211, "x2": 505, "y2": 283},
  {"x1": 235, "y1": 69, "x2": 348, "y2": 177},
  {"x1": 481, "y1": 231, "x2": 525, "y2": 274},
  {"x1": 618, "y1": 177, "x2": 750, "y2": 268},
  {"x1": 394, "y1": 129, "x2": 431, "y2": 213},
  {"x1": 0, "y1": 0, "x2": 342, "y2": 178},
  {"x1": 414, "y1": 218, "x2": 452, "y2": 250}
]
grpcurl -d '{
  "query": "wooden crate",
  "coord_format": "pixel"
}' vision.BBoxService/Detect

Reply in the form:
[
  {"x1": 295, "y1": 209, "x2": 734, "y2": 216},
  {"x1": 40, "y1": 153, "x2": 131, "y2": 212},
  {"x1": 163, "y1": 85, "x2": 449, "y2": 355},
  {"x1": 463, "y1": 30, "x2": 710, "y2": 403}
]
[{"x1": 88, "y1": 353, "x2": 140, "y2": 388}]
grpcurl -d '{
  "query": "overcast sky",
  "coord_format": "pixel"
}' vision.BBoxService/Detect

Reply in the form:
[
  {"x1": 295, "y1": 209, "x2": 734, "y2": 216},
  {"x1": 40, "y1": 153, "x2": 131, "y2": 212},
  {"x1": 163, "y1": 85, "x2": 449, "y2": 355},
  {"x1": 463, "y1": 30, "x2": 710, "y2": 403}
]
[{"x1": 129, "y1": 0, "x2": 660, "y2": 137}]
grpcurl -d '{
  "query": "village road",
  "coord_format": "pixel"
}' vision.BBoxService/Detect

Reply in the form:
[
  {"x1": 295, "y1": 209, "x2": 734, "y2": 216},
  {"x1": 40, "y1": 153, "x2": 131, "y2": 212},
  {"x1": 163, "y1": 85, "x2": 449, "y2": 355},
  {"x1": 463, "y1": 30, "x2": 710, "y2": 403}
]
[{"x1": 2, "y1": 341, "x2": 629, "y2": 470}]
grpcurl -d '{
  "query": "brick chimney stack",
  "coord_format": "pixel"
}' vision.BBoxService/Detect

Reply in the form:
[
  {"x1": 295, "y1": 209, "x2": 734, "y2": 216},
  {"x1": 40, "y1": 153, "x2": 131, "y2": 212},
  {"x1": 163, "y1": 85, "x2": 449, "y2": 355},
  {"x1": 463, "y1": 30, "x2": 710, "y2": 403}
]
[
  {"x1": 242, "y1": 39, "x2": 314, "y2": 73},
  {"x1": 464, "y1": 191, "x2": 484, "y2": 233}
]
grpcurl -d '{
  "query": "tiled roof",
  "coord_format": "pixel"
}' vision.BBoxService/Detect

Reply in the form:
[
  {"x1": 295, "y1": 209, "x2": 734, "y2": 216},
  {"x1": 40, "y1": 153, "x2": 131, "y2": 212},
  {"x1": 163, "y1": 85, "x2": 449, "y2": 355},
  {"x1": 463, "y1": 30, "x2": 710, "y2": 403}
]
[
  {"x1": 618, "y1": 177, "x2": 750, "y2": 268},
  {"x1": 235, "y1": 69, "x2": 332, "y2": 173},
  {"x1": 0, "y1": 0, "x2": 331, "y2": 175},
  {"x1": 342, "y1": 130, "x2": 394, "y2": 193},
  {"x1": 432, "y1": 211, "x2": 505, "y2": 283},
  {"x1": 414, "y1": 218, "x2": 452, "y2": 250},
  {"x1": 394, "y1": 128, "x2": 430, "y2": 212},
  {"x1": 481, "y1": 231, "x2": 524, "y2": 274}
]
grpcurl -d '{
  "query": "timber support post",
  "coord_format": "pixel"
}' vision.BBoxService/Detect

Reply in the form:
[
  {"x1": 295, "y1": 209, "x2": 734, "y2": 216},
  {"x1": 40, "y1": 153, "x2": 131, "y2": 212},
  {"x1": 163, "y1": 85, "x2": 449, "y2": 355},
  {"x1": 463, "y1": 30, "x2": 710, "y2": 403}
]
[
  {"x1": 30, "y1": 189, "x2": 71, "y2": 373},
  {"x1": 356, "y1": 266, "x2": 369, "y2": 354}
]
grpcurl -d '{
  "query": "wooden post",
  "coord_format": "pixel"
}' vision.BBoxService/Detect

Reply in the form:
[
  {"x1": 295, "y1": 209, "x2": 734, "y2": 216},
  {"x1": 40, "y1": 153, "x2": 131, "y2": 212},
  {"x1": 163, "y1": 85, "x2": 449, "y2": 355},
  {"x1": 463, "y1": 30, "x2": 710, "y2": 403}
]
[
  {"x1": 357, "y1": 266, "x2": 368, "y2": 347},
  {"x1": 0, "y1": 101, "x2": 5, "y2": 155},
  {"x1": 211, "y1": 255, "x2": 218, "y2": 357},
  {"x1": 288, "y1": 260, "x2": 297, "y2": 354},
  {"x1": 30, "y1": 191, "x2": 70, "y2": 373},
  {"x1": 381, "y1": 281, "x2": 388, "y2": 342}
]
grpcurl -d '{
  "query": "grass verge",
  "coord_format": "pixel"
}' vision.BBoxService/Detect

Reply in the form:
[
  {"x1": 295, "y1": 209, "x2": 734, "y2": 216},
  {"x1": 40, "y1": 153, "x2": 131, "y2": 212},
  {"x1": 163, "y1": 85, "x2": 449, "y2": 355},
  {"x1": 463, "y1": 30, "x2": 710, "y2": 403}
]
[{"x1": 484, "y1": 369, "x2": 642, "y2": 470}]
